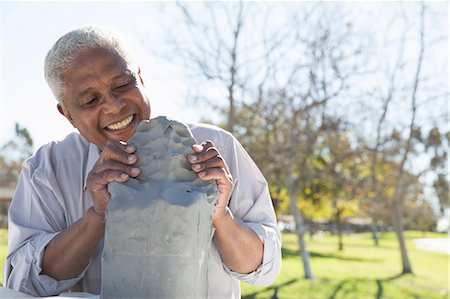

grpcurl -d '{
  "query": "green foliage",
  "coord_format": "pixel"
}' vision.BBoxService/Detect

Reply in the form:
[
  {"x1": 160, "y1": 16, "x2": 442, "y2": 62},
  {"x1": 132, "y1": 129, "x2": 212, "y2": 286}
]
[
  {"x1": 0, "y1": 123, "x2": 33, "y2": 188},
  {"x1": 242, "y1": 231, "x2": 449, "y2": 299},
  {"x1": 298, "y1": 193, "x2": 333, "y2": 221},
  {"x1": 434, "y1": 174, "x2": 449, "y2": 212},
  {"x1": 269, "y1": 184, "x2": 291, "y2": 216},
  {"x1": 403, "y1": 200, "x2": 438, "y2": 231},
  {"x1": 0, "y1": 228, "x2": 7, "y2": 285}
]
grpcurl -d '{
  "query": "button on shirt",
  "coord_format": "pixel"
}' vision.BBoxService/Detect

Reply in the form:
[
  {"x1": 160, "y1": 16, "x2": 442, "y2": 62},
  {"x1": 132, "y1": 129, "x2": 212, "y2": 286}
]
[{"x1": 3, "y1": 122, "x2": 281, "y2": 298}]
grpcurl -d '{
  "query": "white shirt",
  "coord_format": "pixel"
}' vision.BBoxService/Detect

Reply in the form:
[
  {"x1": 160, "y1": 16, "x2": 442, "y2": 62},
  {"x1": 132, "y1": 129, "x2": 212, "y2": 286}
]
[{"x1": 3, "y1": 122, "x2": 281, "y2": 298}]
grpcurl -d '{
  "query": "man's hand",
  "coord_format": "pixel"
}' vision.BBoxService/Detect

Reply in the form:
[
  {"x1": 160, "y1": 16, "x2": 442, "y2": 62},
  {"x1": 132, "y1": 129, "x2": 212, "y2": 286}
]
[
  {"x1": 42, "y1": 140, "x2": 141, "y2": 280},
  {"x1": 188, "y1": 140, "x2": 263, "y2": 273},
  {"x1": 86, "y1": 140, "x2": 141, "y2": 216},
  {"x1": 188, "y1": 140, "x2": 233, "y2": 223}
]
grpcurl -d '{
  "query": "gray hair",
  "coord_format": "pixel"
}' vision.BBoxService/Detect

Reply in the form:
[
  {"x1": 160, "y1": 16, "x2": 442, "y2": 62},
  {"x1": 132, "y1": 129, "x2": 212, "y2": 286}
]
[{"x1": 44, "y1": 26, "x2": 136, "y2": 102}]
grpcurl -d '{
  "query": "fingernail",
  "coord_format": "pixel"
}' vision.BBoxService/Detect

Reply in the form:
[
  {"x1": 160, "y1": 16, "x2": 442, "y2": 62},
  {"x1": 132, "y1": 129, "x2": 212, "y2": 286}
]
[
  {"x1": 131, "y1": 167, "x2": 140, "y2": 176},
  {"x1": 198, "y1": 171, "x2": 206, "y2": 177},
  {"x1": 128, "y1": 154, "x2": 137, "y2": 162},
  {"x1": 193, "y1": 163, "x2": 202, "y2": 170},
  {"x1": 189, "y1": 155, "x2": 197, "y2": 162},
  {"x1": 120, "y1": 173, "x2": 129, "y2": 179},
  {"x1": 125, "y1": 145, "x2": 135, "y2": 152},
  {"x1": 193, "y1": 144, "x2": 203, "y2": 151}
]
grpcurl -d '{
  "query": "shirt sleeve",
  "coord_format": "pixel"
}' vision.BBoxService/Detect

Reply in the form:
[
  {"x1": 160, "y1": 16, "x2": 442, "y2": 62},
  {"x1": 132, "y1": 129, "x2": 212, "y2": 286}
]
[
  {"x1": 219, "y1": 132, "x2": 282, "y2": 287},
  {"x1": 3, "y1": 159, "x2": 87, "y2": 296}
]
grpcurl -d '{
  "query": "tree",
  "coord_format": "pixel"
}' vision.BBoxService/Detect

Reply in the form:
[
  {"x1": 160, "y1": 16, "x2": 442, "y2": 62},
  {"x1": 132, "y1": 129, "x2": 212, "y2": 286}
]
[
  {"x1": 426, "y1": 127, "x2": 450, "y2": 215},
  {"x1": 160, "y1": 1, "x2": 321, "y2": 278},
  {"x1": 404, "y1": 196, "x2": 438, "y2": 233},
  {"x1": 162, "y1": 1, "x2": 368, "y2": 279},
  {"x1": 158, "y1": 1, "x2": 447, "y2": 280},
  {"x1": 0, "y1": 123, "x2": 34, "y2": 187},
  {"x1": 358, "y1": 2, "x2": 448, "y2": 274},
  {"x1": 159, "y1": 1, "x2": 263, "y2": 134},
  {"x1": 317, "y1": 120, "x2": 362, "y2": 250}
]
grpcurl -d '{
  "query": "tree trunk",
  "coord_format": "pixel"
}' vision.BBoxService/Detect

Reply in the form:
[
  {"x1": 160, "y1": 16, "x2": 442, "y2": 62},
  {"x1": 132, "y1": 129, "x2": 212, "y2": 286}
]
[
  {"x1": 287, "y1": 183, "x2": 314, "y2": 280},
  {"x1": 389, "y1": 3, "x2": 423, "y2": 275},
  {"x1": 225, "y1": 3, "x2": 243, "y2": 135},
  {"x1": 370, "y1": 215, "x2": 379, "y2": 247},
  {"x1": 336, "y1": 209, "x2": 344, "y2": 251},
  {"x1": 308, "y1": 219, "x2": 315, "y2": 241},
  {"x1": 391, "y1": 197, "x2": 413, "y2": 274}
]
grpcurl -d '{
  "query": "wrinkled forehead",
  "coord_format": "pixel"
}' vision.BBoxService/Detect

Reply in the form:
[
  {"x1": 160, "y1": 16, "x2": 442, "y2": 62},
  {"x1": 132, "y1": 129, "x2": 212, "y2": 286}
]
[
  {"x1": 60, "y1": 48, "x2": 136, "y2": 97},
  {"x1": 67, "y1": 47, "x2": 132, "y2": 72}
]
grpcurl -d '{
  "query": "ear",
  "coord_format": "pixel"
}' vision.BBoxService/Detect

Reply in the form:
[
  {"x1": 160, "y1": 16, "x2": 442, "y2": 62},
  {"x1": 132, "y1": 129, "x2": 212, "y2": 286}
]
[
  {"x1": 137, "y1": 67, "x2": 145, "y2": 86},
  {"x1": 57, "y1": 103, "x2": 76, "y2": 128}
]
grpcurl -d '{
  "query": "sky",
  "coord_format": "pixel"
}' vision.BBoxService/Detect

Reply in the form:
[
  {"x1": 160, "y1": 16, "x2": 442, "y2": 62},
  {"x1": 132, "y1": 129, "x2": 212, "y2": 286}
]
[
  {"x1": 1, "y1": 1, "x2": 209, "y2": 150},
  {"x1": 1, "y1": 1, "x2": 448, "y2": 223},
  {"x1": 1, "y1": 1, "x2": 448, "y2": 152}
]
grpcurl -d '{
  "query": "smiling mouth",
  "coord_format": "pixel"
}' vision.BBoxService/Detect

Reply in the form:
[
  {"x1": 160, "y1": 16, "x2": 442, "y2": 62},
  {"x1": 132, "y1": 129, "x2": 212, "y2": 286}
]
[{"x1": 106, "y1": 115, "x2": 134, "y2": 130}]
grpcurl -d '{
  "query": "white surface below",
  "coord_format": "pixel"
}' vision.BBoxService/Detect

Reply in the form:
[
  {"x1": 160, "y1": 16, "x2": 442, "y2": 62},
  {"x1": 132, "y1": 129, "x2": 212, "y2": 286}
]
[{"x1": 0, "y1": 288, "x2": 99, "y2": 299}]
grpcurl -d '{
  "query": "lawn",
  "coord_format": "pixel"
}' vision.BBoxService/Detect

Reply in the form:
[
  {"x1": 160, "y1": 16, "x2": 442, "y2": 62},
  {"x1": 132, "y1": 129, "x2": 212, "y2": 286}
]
[
  {"x1": 0, "y1": 228, "x2": 7, "y2": 285},
  {"x1": 241, "y1": 231, "x2": 449, "y2": 299},
  {"x1": 0, "y1": 229, "x2": 448, "y2": 298}
]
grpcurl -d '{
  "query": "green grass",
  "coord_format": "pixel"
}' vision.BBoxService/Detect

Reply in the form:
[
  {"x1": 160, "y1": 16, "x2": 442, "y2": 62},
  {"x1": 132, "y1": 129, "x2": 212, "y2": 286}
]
[
  {"x1": 241, "y1": 231, "x2": 449, "y2": 299},
  {"x1": 0, "y1": 228, "x2": 448, "y2": 298},
  {"x1": 0, "y1": 228, "x2": 7, "y2": 286}
]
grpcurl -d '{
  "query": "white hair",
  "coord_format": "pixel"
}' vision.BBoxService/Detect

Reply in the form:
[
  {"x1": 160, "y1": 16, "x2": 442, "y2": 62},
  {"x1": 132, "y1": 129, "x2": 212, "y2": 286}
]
[{"x1": 44, "y1": 26, "x2": 136, "y2": 102}]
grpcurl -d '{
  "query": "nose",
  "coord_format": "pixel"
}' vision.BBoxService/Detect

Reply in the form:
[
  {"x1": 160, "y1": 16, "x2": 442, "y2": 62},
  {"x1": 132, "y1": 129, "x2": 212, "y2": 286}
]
[{"x1": 102, "y1": 92, "x2": 126, "y2": 114}]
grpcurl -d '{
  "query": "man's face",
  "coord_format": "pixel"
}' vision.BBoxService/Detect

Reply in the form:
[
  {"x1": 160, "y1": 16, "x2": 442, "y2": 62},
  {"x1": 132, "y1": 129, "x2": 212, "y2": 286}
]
[{"x1": 58, "y1": 47, "x2": 151, "y2": 150}]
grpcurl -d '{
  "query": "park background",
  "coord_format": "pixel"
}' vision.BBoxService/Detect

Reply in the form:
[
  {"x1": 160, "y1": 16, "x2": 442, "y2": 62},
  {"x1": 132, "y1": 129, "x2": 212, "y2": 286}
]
[{"x1": 0, "y1": 1, "x2": 448, "y2": 298}]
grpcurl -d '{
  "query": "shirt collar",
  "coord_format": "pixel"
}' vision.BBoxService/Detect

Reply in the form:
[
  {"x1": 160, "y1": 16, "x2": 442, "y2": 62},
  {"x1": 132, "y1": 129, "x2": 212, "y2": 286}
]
[{"x1": 83, "y1": 142, "x2": 101, "y2": 190}]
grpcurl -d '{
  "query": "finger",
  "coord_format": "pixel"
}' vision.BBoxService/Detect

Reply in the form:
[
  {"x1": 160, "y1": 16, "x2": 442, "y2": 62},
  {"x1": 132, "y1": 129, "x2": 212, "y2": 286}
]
[
  {"x1": 87, "y1": 169, "x2": 133, "y2": 215},
  {"x1": 110, "y1": 139, "x2": 136, "y2": 154},
  {"x1": 90, "y1": 160, "x2": 141, "y2": 177},
  {"x1": 197, "y1": 167, "x2": 233, "y2": 204},
  {"x1": 188, "y1": 146, "x2": 219, "y2": 164},
  {"x1": 191, "y1": 139, "x2": 215, "y2": 154},
  {"x1": 119, "y1": 140, "x2": 136, "y2": 153},
  {"x1": 197, "y1": 167, "x2": 232, "y2": 183},
  {"x1": 192, "y1": 144, "x2": 203, "y2": 153},
  {"x1": 87, "y1": 169, "x2": 131, "y2": 192},
  {"x1": 200, "y1": 140, "x2": 215, "y2": 150},
  {"x1": 191, "y1": 156, "x2": 226, "y2": 173},
  {"x1": 100, "y1": 140, "x2": 137, "y2": 165}
]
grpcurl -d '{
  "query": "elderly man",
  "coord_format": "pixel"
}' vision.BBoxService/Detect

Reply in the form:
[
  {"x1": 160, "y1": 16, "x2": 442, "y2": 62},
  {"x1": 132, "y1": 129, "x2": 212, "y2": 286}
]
[{"x1": 3, "y1": 26, "x2": 281, "y2": 298}]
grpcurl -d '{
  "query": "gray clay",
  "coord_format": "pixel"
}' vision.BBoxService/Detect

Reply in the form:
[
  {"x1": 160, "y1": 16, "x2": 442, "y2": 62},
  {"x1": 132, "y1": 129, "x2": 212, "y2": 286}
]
[{"x1": 101, "y1": 116, "x2": 218, "y2": 299}]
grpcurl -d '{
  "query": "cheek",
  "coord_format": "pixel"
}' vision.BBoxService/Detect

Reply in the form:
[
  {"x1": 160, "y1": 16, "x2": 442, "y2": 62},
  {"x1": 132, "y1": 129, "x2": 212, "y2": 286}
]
[
  {"x1": 138, "y1": 92, "x2": 151, "y2": 113},
  {"x1": 73, "y1": 113, "x2": 101, "y2": 131}
]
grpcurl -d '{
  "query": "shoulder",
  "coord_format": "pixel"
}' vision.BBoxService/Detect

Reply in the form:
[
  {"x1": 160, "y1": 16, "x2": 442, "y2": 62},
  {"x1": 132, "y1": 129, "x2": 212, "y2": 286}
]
[{"x1": 25, "y1": 132, "x2": 91, "y2": 171}]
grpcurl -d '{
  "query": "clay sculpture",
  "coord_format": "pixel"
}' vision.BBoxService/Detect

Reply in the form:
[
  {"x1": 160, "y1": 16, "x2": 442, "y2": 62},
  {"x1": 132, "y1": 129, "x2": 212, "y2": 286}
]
[{"x1": 101, "y1": 116, "x2": 218, "y2": 299}]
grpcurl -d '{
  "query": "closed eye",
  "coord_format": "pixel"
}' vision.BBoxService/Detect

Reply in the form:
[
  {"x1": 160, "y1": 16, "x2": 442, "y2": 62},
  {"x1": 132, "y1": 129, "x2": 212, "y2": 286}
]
[
  {"x1": 83, "y1": 96, "x2": 100, "y2": 108},
  {"x1": 113, "y1": 80, "x2": 134, "y2": 91},
  {"x1": 116, "y1": 82, "x2": 130, "y2": 89}
]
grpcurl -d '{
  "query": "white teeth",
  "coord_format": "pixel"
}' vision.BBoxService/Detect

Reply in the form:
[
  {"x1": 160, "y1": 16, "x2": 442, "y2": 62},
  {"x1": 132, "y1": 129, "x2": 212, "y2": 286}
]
[{"x1": 107, "y1": 115, "x2": 133, "y2": 130}]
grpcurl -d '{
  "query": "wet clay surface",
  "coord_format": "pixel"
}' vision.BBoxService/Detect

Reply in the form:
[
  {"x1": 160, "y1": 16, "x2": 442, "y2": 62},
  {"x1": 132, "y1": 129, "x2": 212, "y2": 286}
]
[{"x1": 101, "y1": 116, "x2": 218, "y2": 299}]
